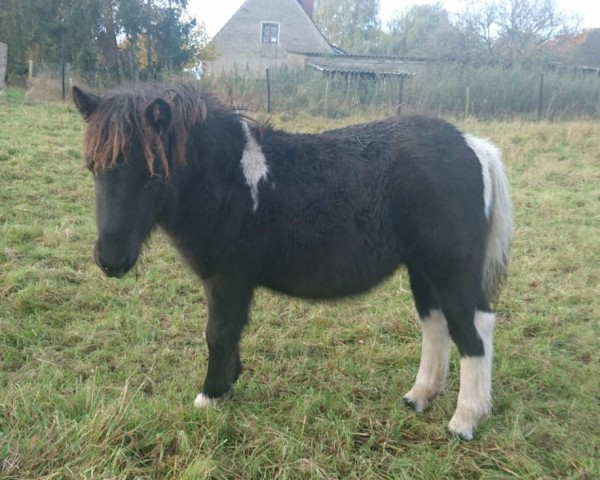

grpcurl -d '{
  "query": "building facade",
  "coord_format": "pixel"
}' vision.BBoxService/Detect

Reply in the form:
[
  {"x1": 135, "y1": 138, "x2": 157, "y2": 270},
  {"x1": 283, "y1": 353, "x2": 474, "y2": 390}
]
[{"x1": 207, "y1": 0, "x2": 334, "y2": 75}]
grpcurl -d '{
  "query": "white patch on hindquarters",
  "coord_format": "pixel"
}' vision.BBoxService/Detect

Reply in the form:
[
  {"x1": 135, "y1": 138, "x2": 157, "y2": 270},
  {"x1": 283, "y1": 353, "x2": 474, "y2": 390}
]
[
  {"x1": 448, "y1": 310, "x2": 495, "y2": 440},
  {"x1": 404, "y1": 309, "x2": 453, "y2": 412},
  {"x1": 463, "y1": 133, "x2": 498, "y2": 220},
  {"x1": 240, "y1": 120, "x2": 269, "y2": 212},
  {"x1": 193, "y1": 393, "x2": 219, "y2": 408}
]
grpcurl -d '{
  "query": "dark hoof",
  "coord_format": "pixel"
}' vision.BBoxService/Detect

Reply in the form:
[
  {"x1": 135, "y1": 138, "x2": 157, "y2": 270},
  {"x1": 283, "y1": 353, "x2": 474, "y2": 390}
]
[{"x1": 403, "y1": 396, "x2": 418, "y2": 411}]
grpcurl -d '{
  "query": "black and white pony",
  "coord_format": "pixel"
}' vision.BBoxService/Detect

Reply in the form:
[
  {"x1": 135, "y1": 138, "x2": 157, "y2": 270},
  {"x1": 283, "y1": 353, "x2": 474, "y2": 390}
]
[{"x1": 73, "y1": 84, "x2": 513, "y2": 440}]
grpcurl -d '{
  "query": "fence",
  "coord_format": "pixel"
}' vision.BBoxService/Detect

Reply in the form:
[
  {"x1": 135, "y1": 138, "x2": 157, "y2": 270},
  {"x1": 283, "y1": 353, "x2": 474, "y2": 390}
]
[
  {"x1": 11, "y1": 59, "x2": 600, "y2": 120},
  {"x1": 203, "y1": 63, "x2": 600, "y2": 120}
]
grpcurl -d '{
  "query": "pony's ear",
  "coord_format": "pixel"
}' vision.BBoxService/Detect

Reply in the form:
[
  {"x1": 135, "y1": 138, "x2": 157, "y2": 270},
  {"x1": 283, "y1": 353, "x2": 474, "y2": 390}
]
[
  {"x1": 145, "y1": 98, "x2": 172, "y2": 135},
  {"x1": 72, "y1": 86, "x2": 100, "y2": 121}
]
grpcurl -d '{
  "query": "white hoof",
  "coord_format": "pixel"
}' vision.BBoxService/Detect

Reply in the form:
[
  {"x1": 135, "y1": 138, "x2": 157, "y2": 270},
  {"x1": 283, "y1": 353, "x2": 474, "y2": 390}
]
[
  {"x1": 193, "y1": 393, "x2": 219, "y2": 408},
  {"x1": 448, "y1": 407, "x2": 487, "y2": 441}
]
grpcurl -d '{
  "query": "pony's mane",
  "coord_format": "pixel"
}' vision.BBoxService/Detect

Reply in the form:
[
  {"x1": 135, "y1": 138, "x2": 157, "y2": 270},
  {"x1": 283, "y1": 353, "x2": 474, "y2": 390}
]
[{"x1": 83, "y1": 83, "x2": 240, "y2": 175}]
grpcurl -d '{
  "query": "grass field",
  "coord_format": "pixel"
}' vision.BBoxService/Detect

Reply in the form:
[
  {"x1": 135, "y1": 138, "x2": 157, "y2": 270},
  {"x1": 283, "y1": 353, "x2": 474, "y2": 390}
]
[{"x1": 1, "y1": 89, "x2": 599, "y2": 479}]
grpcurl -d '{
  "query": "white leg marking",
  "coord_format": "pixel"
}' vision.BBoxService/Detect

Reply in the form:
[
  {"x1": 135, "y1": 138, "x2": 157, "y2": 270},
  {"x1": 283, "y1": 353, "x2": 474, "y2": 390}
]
[
  {"x1": 193, "y1": 393, "x2": 219, "y2": 408},
  {"x1": 404, "y1": 310, "x2": 452, "y2": 412},
  {"x1": 448, "y1": 311, "x2": 496, "y2": 440},
  {"x1": 240, "y1": 121, "x2": 269, "y2": 212}
]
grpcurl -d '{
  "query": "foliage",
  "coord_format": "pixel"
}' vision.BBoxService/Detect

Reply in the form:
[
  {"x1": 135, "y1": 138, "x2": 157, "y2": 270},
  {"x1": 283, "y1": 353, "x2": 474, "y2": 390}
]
[
  {"x1": 459, "y1": 0, "x2": 582, "y2": 66},
  {"x1": 384, "y1": 3, "x2": 465, "y2": 59},
  {"x1": 0, "y1": 0, "x2": 210, "y2": 85},
  {"x1": 314, "y1": 0, "x2": 381, "y2": 53},
  {"x1": 312, "y1": 0, "x2": 582, "y2": 66},
  {"x1": 0, "y1": 92, "x2": 599, "y2": 479}
]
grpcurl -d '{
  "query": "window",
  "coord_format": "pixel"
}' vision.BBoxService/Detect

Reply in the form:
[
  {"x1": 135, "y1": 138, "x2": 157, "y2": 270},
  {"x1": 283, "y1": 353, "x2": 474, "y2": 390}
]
[{"x1": 261, "y1": 22, "x2": 279, "y2": 44}]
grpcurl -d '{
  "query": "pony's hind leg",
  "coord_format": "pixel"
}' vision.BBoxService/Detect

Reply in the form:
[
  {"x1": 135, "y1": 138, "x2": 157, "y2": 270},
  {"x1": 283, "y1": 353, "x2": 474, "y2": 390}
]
[
  {"x1": 447, "y1": 310, "x2": 495, "y2": 440},
  {"x1": 193, "y1": 277, "x2": 253, "y2": 408},
  {"x1": 436, "y1": 280, "x2": 495, "y2": 441},
  {"x1": 403, "y1": 267, "x2": 452, "y2": 412}
]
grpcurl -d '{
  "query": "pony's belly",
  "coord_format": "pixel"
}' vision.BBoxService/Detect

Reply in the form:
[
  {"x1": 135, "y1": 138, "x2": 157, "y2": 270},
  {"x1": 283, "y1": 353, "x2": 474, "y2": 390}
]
[{"x1": 263, "y1": 248, "x2": 400, "y2": 300}]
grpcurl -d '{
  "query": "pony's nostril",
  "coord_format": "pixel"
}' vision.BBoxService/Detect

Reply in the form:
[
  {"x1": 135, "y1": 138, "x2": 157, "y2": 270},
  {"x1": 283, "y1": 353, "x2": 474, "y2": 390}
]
[{"x1": 94, "y1": 247, "x2": 131, "y2": 278}]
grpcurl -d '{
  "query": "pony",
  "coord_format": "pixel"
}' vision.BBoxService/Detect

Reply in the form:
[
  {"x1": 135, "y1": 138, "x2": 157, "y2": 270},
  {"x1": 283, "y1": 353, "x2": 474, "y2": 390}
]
[{"x1": 72, "y1": 83, "x2": 513, "y2": 440}]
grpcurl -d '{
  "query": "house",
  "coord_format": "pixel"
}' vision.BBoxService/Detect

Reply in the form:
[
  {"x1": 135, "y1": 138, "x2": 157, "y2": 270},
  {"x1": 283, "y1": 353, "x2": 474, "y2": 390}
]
[
  {"x1": 549, "y1": 28, "x2": 600, "y2": 74},
  {"x1": 570, "y1": 29, "x2": 600, "y2": 68},
  {"x1": 207, "y1": 0, "x2": 335, "y2": 75}
]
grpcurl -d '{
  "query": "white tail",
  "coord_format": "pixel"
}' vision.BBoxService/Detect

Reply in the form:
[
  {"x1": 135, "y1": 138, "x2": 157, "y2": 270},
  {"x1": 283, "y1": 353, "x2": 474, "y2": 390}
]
[{"x1": 464, "y1": 134, "x2": 514, "y2": 298}]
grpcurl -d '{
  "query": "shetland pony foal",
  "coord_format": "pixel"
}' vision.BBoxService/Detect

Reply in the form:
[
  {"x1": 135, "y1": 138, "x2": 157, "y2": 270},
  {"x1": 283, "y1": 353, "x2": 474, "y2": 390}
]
[{"x1": 73, "y1": 84, "x2": 513, "y2": 440}]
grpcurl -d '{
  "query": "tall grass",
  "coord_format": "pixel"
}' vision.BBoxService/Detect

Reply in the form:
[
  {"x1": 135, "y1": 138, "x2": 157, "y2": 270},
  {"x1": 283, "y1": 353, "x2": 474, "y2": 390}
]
[
  {"x1": 202, "y1": 63, "x2": 600, "y2": 120},
  {"x1": 0, "y1": 92, "x2": 598, "y2": 478}
]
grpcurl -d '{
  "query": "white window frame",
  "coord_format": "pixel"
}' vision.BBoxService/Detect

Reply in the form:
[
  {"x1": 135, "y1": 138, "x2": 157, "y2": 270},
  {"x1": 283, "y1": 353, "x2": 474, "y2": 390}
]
[{"x1": 261, "y1": 21, "x2": 280, "y2": 44}]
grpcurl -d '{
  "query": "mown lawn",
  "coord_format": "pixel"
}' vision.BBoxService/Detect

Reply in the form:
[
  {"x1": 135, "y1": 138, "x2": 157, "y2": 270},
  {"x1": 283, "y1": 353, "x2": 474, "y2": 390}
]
[{"x1": 0, "y1": 90, "x2": 598, "y2": 479}]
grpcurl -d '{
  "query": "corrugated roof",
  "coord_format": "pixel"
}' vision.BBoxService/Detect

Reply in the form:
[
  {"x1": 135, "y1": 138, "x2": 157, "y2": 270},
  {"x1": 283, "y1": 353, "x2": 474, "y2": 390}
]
[
  {"x1": 294, "y1": 53, "x2": 428, "y2": 78},
  {"x1": 307, "y1": 63, "x2": 416, "y2": 78}
]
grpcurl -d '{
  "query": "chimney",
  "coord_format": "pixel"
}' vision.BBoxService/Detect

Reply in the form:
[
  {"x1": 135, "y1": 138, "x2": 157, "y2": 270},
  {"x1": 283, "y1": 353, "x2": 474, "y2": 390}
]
[{"x1": 298, "y1": 0, "x2": 314, "y2": 19}]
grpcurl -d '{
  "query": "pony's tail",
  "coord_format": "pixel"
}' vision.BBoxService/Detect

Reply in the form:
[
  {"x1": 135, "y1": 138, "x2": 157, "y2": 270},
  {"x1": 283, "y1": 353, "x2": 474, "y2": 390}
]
[
  {"x1": 465, "y1": 134, "x2": 515, "y2": 299},
  {"x1": 483, "y1": 142, "x2": 514, "y2": 299}
]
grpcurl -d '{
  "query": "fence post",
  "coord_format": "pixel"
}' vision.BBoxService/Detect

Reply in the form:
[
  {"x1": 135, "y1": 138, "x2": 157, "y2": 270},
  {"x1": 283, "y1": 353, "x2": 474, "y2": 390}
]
[
  {"x1": 323, "y1": 79, "x2": 330, "y2": 116},
  {"x1": 266, "y1": 68, "x2": 271, "y2": 113},
  {"x1": 465, "y1": 86, "x2": 471, "y2": 118},
  {"x1": 396, "y1": 75, "x2": 405, "y2": 114},
  {"x1": 538, "y1": 73, "x2": 544, "y2": 119},
  {"x1": 61, "y1": 36, "x2": 66, "y2": 101},
  {"x1": 28, "y1": 60, "x2": 33, "y2": 86},
  {"x1": 0, "y1": 43, "x2": 7, "y2": 91}
]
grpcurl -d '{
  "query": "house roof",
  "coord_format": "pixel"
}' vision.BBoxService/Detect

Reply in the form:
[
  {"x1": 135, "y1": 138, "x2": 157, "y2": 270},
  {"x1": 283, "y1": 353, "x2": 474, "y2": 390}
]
[
  {"x1": 551, "y1": 28, "x2": 600, "y2": 67},
  {"x1": 293, "y1": 53, "x2": 429, "y2": 78},
  {"x1": 575, "y1": 29, "x2": 600, "y2": 66}
]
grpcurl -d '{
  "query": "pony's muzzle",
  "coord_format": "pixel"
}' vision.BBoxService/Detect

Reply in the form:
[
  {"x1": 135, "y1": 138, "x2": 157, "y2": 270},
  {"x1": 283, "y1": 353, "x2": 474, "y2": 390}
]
[{"x1": 93, "y1": 240, "x2": 135, "y2": 279}]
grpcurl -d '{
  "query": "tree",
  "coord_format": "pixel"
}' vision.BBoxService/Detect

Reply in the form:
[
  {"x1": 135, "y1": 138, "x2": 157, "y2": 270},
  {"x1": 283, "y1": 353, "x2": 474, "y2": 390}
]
[
  {"x1": 386, "y1": 3, "x2": 465, "y2": 59},
  {"x1": 458, "y1": 0, "x2": 581, "y2": 65},
  {"x1": 314, "y1": 0, "x2": 381, "y2": 53},
  {"x1": 0, "y1": 0, "x2": 208, "y2": 84}
]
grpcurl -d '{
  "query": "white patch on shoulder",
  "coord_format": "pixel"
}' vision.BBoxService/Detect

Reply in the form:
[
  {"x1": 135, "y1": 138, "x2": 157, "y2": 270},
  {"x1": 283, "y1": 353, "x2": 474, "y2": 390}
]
[
  {"x1": 463, "y1": 133, "x2": 500, "y2": 219},
  {"x1": 193, "y1": 393, "x2": 219, "y2": 408},
  {"x1": 240, "y1": 120, "x2": 269, "y2": 212}
]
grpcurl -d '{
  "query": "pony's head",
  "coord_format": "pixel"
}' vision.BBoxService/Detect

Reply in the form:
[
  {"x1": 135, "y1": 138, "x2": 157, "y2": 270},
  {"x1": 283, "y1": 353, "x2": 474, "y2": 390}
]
[{"x1": 73, "y1": 85, "x2": 204, "y2": 278}]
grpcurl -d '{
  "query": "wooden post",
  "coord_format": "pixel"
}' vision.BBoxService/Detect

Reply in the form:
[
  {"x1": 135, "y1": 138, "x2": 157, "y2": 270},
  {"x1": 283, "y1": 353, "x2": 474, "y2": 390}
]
[
  {"x1": 0, "y1": 43, "x2": 7, "y2": 91},
  {"x1": 465, "y1": 86, "x2": 471, "y2": 118},
  {"x1": 266, "y1": 68, "x2": 271, "y2": 113},
  {"x1": 396, "y1": 75, "x2": 405, "y2": 114},
  {"x1": 323, "y1": 78, "x2": 330, "y2": 116},
  {"x1": 61, "y1": 36, "x2": 66, "y2": 101},
  {"x1": 538, "y1": 73, "x2": 544, "y2": 119},
  {"x1": 28, "y1": 60, "x2": 33, "y2": 86}
]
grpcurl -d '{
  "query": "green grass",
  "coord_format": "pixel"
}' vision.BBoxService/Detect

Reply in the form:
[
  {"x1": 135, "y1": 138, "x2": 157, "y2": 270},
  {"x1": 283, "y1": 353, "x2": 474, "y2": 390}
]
[{"x1": 1, "y1": 90, "x2": 599, "y2": 479}]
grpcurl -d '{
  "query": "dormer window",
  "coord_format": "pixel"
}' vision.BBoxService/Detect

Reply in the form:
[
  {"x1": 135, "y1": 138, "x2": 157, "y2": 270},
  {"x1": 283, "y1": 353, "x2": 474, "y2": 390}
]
[{"x1": 261, "y1": 22, "x2": 279, "y2": 44}]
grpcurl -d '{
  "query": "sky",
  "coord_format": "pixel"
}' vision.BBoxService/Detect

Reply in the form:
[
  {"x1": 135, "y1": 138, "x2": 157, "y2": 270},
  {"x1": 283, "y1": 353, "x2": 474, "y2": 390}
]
[{"x1": 187, "y1": 0, "x2": 600, "y2": 38}]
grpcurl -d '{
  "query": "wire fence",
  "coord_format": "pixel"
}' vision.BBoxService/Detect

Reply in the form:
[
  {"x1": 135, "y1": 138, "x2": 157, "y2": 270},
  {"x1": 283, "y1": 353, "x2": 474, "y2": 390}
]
[
  {"x1": 204, "y1": 63, "x2": 600, "y2": 120},
  {"x1": 13, "y1": 60, "x2": 600, "y2": 120}
]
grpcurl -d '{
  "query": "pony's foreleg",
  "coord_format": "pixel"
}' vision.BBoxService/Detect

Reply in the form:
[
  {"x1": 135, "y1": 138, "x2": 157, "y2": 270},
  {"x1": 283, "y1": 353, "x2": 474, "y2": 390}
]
[
  {"x1": 193, "y1": 278, "x2": 253, "y2": 408},
  {"x1": 447, "y1": 310, "x2": 495, "y2": 441},
  {"x1": 403, "y1": 309, "x2": 452, "y2": 412}
]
